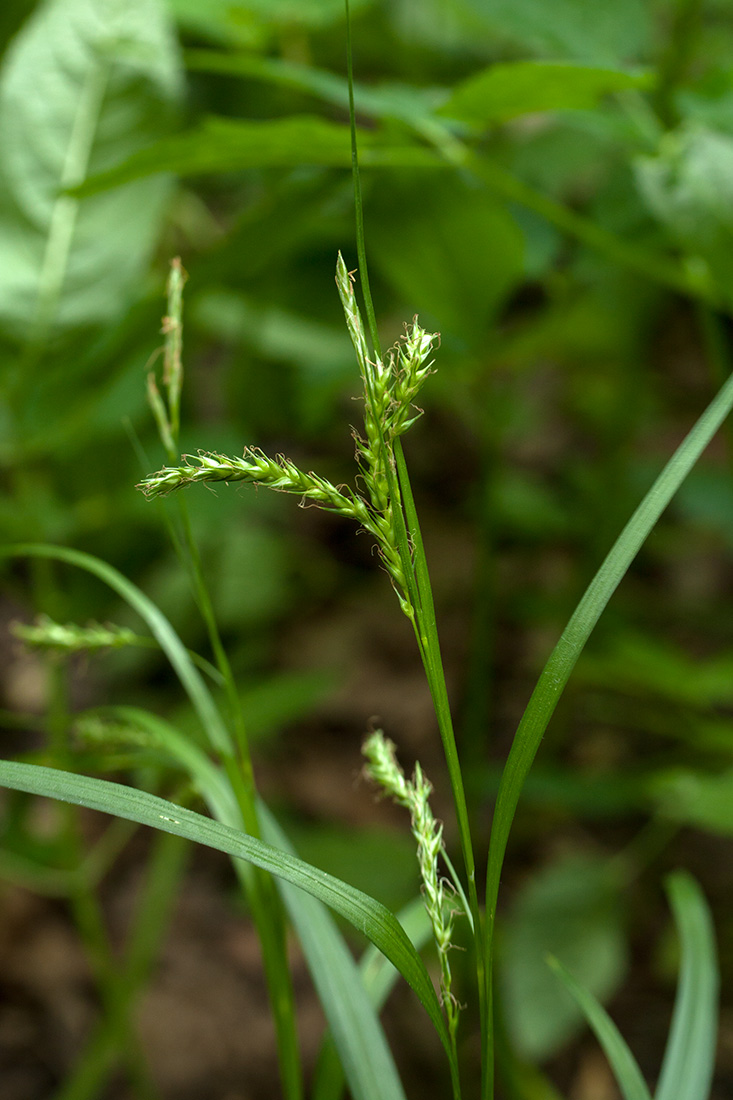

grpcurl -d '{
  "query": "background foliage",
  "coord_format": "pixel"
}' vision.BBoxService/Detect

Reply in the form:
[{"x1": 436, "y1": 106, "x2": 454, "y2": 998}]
[{"x1": 2, "y1": 0, "x2": 733, "y2": 1097}]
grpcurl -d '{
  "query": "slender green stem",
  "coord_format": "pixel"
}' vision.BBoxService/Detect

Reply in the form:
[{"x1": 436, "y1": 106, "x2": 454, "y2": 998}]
[
  {"x1": 345, "y1": 0, "x2": 381, "y2": 362},
  {"x1": 56, "y1": 827, "x2": 187, "y2": 1100},
  {"x1": 344, "y1": 7, "x2": 479, "y2": 1093},
  {"x1": 394, "y1": 443, "x2": 487, "y2": 1070}
]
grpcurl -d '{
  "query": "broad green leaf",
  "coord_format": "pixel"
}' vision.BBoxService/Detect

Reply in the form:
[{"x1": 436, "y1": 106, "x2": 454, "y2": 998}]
[
  {"x1": 0, "y1": 759, "x2": 452, "y2": 1065},
  {"x1": 0, "y1": 0, "x2": 181, "y2": 334},
  {"x1": 656, "y1": 873, "x2": 719, "y2": 1100},
  {"x1": 73, "y1": 115, "x2": 440, "y2": 196},
  {"x1": 439, "y1": 61, "x2": 649, "y2": 126},
  {"x1": 484, "y1": 363, "x2": 733, "y2": 1026},
  {"x1": 501, "y1": 855, "x2": 627, "y2": 1061},
  {"x1": 548, "y1": 958, "x2": 652, "y2": 1100}
]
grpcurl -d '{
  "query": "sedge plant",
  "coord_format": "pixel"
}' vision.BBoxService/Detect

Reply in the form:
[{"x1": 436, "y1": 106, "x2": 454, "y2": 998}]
[{"x1": 0, "y1": 7, "x2": 725, "y2": 1100}]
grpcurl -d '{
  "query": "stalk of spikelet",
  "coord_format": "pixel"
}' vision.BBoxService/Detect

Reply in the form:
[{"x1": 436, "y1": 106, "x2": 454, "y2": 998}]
[{"x1": 362, "y1": 729, "x2": 460, "y2": 1044}]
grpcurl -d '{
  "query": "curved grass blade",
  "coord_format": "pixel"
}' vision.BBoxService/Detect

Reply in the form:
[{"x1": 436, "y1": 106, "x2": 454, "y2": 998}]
[
  {"x1": 0, "y1": 760, "x2": 453, "y2": 1064},
  {"x1": 484, "y1": 367, "x2": 733, "y2": 1095},
  {"x1": 1, "y1": 543, "x2": 234, "y2": 758},
  {"x1": 88, "y1": 704, "x2": 240, "y2": 823},
  {"x1": 311, "y1": 896, "x2": 431, "y2": 1100},
  {"x1": 259, "y1": 807, "x2": 417, "y2": 1100},
  {"x1": 548, "y1": 957, "x2": 652, "y2": 1100},
  {"x1": 0, "y1": 544, "x2": 303, "y2": 1098},
  {"x1": 99, "y1": 705, "x2": 413, "y2": 1100},
  {"x1": 655, "y1": 873, "x2": 719, "y2": 1100}
]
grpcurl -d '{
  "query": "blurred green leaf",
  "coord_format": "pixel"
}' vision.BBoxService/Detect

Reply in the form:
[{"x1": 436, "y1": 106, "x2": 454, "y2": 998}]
[
  {"x1": 73, "y1": 115, "x2": 441, "y2": 195},
  {"x1": 577, "y1": 631, "x2": 733, "y2": 710},
  {"x1": 439, "y1": 61, "x2": 650, "y2": 126},
  {"x1": 184, "y1": 49, "x2": 442, "y2": 129},
  {"x1": 652, "y1": 768, "x2": 733, "y2": 836},
  {"x1": 656, "y1": 872, "x2": 719, "y2": 1100},
  {"x1": 286, "y1": 823, "x2": 418, "y2": 914},
  {"x1": 370, "y1": 176, "x2": 524, "y2": 340},
  {"x1": 205, "y1": 0, "x2": 371, "y2": 29},
  {"x1": 548, "y1": 957, "x2": 651, "y2": 1100},
  {"x1": 0, "y1": 0, "x2": 181, "y2": 334},
  {"x1": 0, "y1": 758, "x2": 454, "y2": 1069},
  {"x1": 241, "y1": 669, "x2": 338, "y2": 742},
  {"x1": 674, "y1": 459, "x2": 733, "y2": 546},
  {"x1": 500, "y1": 854, "x2": 627, "y2": 1061},
  {"x1": 635, "y1": 125, "x2": 733, "y2": 292},
  {"x1": 169, "y1": 0, "x2": 373, "y2": 48}
]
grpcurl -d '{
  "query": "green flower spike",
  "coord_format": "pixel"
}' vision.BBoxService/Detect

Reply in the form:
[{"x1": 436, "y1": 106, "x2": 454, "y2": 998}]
[
  {"x1": 363, "y1": 729, "x2": 461, "y2": 1045},
  {"x1": 140, "y1": 255, "x2": 438, "y2": 623}
]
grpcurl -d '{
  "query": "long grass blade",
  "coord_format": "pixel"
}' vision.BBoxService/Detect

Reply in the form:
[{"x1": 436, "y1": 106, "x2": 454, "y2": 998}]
[
  {"x1": 260, "y1": 807, "x2": 413, "y2": 1100},
  {"x1": 311, "y1": 897, "x2": 431, "y2": 1100},
  {"x1": 483, "y1": 368, "x2": 733, "y2": 1095},
  {"x1": 1, "y1": 544, "x2": 303, "y2": 1098},
  {"x1": 0, "y1": 759, "x2": 453, "y2": 1063},
  {"x1": 655, "y1": 872, "x2": 719, "y2": 1100},
  {"x1": 101, "y1": 704, "x2": 412, "y2": 1100},
  {"x1": 547, "y1": 957, "x2": 652, "y2": 1100},
  {"x1": 1, "y1": 543, "x2": 234, "y2": 756}
]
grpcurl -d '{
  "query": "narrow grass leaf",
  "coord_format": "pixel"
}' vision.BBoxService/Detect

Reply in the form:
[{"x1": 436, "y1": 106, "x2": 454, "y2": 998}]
[
  {"x1": 655, "y1": 873, "x2": 719, "y2": 1100},
  {"x1": 0, "y1": 544, "x2": 234, "y2": 758},
  {"x1": 311, "y1": 897, "x2": 431, "y2": 1100},
  {"x1": 502, "y1": 855, "x2": 627, "y2": 1061},
  {"x1": 260, "y1": 807, "x2": 413, "y2": 1100},
  {"x1": 0, "y1": 760, "x2": 452, "y2": 1062},
  {"x1": 484, "y1": 368, "x2": 733, "y2": 1097},
  {"x1": 547, "y1": 957, "x2": 652, "y2": 1100},
  {"x1": 103, "y1": 705, "x2": 411, "y2": 1100},
  {"x1": 90, "y1": 705, "x2": 239, "y2": 824},
  {"x1": 1, "y1": 544, "x2": 303, "y2": 1099},
  {"x1": 394, "y1": 442, "x2": 477, "y2": 902},
  {"x1": 485, "y1": 367, "x2": 733, "y2": 935}
]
